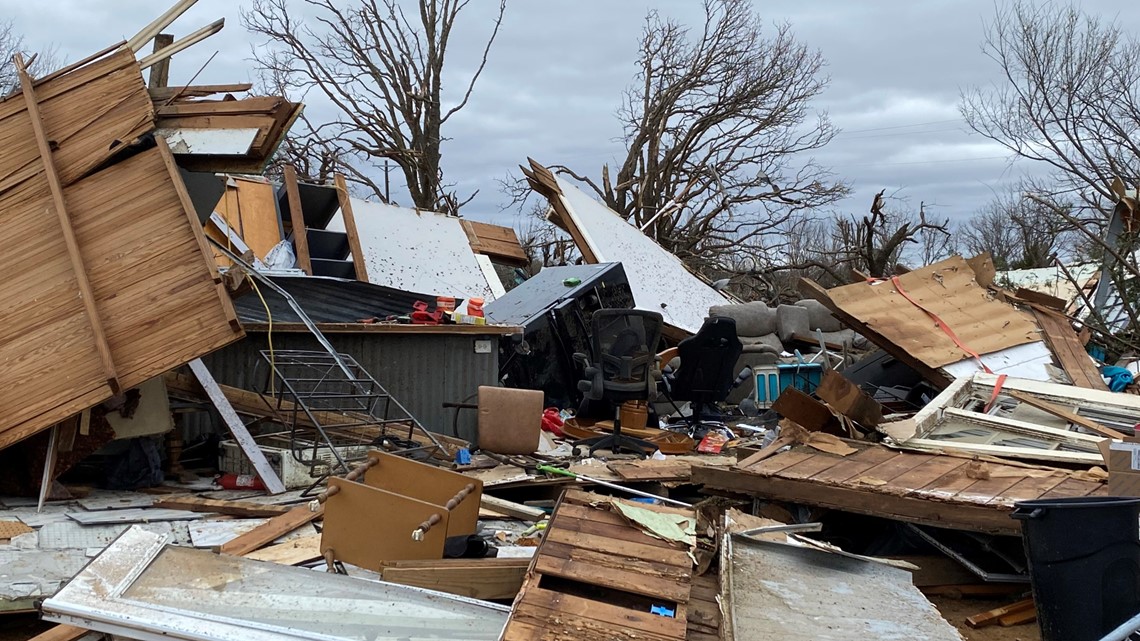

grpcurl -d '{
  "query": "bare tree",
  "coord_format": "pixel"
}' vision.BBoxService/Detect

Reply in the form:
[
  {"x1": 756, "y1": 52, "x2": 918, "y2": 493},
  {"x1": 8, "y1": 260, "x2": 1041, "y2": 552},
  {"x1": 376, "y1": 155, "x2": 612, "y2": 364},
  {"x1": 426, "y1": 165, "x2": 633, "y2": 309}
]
[
  {"x1": 959, "y1": 185, "x2": 1077, "y2": 271},
  {"x1": 831, "y1": 191, "x2": 950, "y2": 278},
  {"x1": 961, "y1": 2, "x2": 1140, "y2": 221},
  {"x1": 243, "y1": 0, "x2": 506, "y2": 213},
  {"x1": 547, "y1": 0, "x2": 846, "y2": 278},
  {"x1": 0, "y1": 20, "x2": 58, "y2": 94}
]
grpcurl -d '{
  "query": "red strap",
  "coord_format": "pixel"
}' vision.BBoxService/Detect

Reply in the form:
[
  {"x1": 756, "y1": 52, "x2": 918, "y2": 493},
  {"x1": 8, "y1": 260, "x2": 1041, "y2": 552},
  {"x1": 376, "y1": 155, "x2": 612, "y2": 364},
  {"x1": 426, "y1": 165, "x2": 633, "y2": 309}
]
[
  {"x1": 888, "y1": 276, "x2": 993, "y2": 374},
  {"x1": 983, "y1": 374, "x2": 1007, "y2": 413}
]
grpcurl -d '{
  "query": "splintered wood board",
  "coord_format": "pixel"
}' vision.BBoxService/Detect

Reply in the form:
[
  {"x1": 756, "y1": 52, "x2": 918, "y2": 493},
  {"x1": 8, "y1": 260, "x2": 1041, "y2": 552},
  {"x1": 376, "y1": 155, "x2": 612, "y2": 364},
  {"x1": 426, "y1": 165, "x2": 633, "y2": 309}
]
[
  {"x1": 0, "y1": 62, "x2": 242, "y2": 451},
  {"x1": 500, "y1": 489, "x2": 694, "y2": 641},
  {"x1": 820, "y1": 256, "x2": 1039, "y2": 369},
  {"x1": 693, "y1": 443, "x2": 1106, "y2": 535},
  {"x1": 379, "y1": 558, "x2": 530, "y2": 600},
  {"x1": 212, "y1": 177, "x2": 281, "y2": 263}
]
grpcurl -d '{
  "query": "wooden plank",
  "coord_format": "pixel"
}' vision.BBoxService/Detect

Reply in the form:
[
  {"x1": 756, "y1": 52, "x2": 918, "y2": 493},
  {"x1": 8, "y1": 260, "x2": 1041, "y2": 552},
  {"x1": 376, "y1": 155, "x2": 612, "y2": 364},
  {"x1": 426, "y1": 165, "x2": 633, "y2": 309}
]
[
  {"x1": 243, "y1": 533, "x2": 322, "y2": 565},
  {"x1": 1007, "y1": 389, "x2": 1124, "y2": 438},
  {"x1": 543, "y1": 527, "x2": 691, "y2": 566},
  {"x1": 772, "y1": 387, "x2": 842, "y2": 434},
  {"x1": 1039, "y1": 477, "x2": 1105, "y2": 498},
  {"x1": 986, "y1": 474, "x2": 1068, "y2": 506},
  {"x1": 809, "y1": 446, "x2": 899, "y2": 484},
  {"x1": 966, "y1": 598, "x2": 1035, "y2": 629},
  {"x1": 16, "y1": 56, "x2": 118, "y2": 393},
  {"x1": 1032, "y1": 309, "x2": 1109, "y2": 390},
  {"x1": 882, "y1": 456, "x2": 968, "y2": 497},
  {"x1": 379, "y1": 558, "x2": 528, "y2": 600},
  {"x1": 188, "y1": 358, "x2": 286, "y2": 494},
  {"x1": 480, "y1": 494, "x2": 545, "y2": 521},
  {"x1": 540, "y1": 542, "x2": 691, "y2": 581},
  {"x1": 518, "y1": 588, "x2": 687, "y2": 639},
  {"x1": 153, "y1": 495, "x2": 290, "y2": 518},
  {"x1": 149, "y1": 83, "x2": 254, "y2": 101},
  {"x1": 147, "y1": 34, "x2": 175, "y2": 88},
  {"x1": 550, "y1": 511, "x2": 680, "y2": 550},
  {"x1": 219, "y1": 503, "x2": 322, "y2": 556},
  {"x1": 815, "y1": 369, "x2": 884, "y2": 426},
  {"x1": 843, "y1": 450, "x2": 934, "y2": 486},
  {"x1": 335, "y1": 173, "x2": 368, "y2": 281},
  {"x1": 778, "y1": 454, "x2": 849, "y2": 480},
  {"x1": 283, "y1": 165, "x2": 312, "y2": 275},
  {"x1": 950, "y1": 474, "x2": 1027, "y2": 504},
  {"x1": 743, "y1": 450, "x2": 816, "y2": 475},
  {"x1": 534, "y1": 555, "x2": 690, "y2": 603},
  {"x1": 27, "y1": 625, "x2": 89, "y2": 641},
  {"x1": 692, "y1": 465, "x2": 1020, "y2": 535}
]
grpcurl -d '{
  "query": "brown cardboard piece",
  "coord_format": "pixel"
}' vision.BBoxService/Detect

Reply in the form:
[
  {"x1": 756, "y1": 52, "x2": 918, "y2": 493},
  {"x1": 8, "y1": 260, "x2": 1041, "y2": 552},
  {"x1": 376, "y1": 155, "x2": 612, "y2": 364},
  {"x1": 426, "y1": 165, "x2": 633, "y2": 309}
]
[{"x1": 1098, "y1": 437, "x2": 1140, "y2": 497}]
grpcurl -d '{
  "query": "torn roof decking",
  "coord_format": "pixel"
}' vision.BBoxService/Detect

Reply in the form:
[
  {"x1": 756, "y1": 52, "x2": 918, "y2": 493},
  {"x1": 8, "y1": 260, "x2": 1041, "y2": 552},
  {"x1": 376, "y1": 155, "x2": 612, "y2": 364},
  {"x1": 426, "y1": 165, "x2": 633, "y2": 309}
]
[
  {"x1": 693, "y1": 442, "x2": 1106, "y2": 536},
  {"x1": 523, "y1": 159, "x2": 732, "y2": 336},
  {"x1": 0, "y1": 46, "x2": 243, "y2": 450},
  {"x1": 500, "y1": 489, "x2": 695, "y2": 641},
  {"x1": 801, "y1": 255, "x2": 1044, "y2": 387}
]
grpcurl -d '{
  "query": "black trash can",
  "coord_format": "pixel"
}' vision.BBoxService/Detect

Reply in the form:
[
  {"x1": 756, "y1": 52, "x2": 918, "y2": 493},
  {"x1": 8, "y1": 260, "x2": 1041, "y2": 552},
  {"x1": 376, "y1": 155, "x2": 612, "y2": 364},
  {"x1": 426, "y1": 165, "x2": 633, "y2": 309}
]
[{"x1": 1012, "y1": 496, "x2": 1140, "y2": 641}]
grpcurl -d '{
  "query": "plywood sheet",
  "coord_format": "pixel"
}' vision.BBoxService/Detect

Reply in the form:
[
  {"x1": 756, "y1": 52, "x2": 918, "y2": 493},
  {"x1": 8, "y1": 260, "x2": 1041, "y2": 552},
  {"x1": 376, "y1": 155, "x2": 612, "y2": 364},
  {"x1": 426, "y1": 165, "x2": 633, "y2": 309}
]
[
  {"x1": 0, "y1": 48, "x2": 243, "y2": 449},
  {"x1": 552, "y1": 177, "x2": 731, "y2": 334},
  {"x1": 213, "y1": 177, "x2": 281, "y2": 262},
  {"x1": 822, "y1": 256, "x2": 1039, "y2": 369},
  {"x1": 328, "y1": 199, "x2": 501, "y2": 299}
]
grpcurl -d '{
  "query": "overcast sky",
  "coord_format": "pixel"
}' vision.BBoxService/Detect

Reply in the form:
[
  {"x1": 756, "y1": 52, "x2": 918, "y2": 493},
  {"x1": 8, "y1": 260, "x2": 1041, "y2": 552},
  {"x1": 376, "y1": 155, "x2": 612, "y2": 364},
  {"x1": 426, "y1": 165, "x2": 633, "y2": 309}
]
[{"x1": 6, "y1": 0, "x2": 1140, "y2": 228}]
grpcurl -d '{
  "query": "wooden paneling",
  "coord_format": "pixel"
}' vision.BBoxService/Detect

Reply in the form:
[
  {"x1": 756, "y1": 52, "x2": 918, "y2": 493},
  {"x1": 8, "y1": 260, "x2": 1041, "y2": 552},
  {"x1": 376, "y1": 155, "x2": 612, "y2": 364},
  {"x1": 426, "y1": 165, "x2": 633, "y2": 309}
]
[
  {"x1": 0, "y1": 48, "x2": 243, "y2": 449},
  {"x1": 462, "y1": 219, "x2": 528, "y2": 265},
  {"x1": 213, "y1": 177, "x2": 282, "y2": 262},
  {"x1": 694, "y1": 443, "x2": 1105, "y2": 536},
  {"x1": 500, "y1": 489, "x2": 694, "y2": 641}
]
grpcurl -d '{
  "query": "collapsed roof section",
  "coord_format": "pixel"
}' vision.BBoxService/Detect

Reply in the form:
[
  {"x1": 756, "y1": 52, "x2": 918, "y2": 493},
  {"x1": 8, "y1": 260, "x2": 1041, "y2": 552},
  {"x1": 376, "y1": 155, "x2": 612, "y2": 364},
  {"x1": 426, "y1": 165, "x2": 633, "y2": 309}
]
[{"x1": 522, "y1": 159, "x2": 732, "y2": 337}]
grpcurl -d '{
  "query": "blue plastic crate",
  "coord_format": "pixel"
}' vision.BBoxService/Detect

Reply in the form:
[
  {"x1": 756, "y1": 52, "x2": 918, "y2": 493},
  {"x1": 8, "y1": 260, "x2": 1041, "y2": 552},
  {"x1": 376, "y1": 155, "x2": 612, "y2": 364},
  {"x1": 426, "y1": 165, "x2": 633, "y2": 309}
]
[{"x1": 754, "y1": 362, "x2": 823, "y2": 408}]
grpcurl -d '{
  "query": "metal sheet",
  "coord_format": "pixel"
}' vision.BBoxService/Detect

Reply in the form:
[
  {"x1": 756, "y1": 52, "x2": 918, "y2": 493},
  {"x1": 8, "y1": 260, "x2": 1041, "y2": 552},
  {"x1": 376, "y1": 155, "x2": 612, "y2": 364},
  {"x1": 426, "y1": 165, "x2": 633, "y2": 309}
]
[
  {"x1": 726, "y1": 534, "x2": 962, "y2": 641},
  {"x1": 232, "y1": 275, "x2": 433, "y2": 324},
  {"x1": 42, "y1": 526, "x2": 510, "y2": 641},
  {"x1": 200, "y1": 331, "x2": 499, "y2": 442}
]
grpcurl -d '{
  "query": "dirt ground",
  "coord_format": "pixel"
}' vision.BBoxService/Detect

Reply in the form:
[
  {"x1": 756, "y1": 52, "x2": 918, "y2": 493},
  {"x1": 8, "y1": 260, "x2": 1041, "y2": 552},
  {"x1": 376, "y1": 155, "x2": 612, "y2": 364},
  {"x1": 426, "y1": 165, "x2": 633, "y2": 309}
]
[{"x1": 930, "y1": 595, "x2": 1042, "y2": 641}]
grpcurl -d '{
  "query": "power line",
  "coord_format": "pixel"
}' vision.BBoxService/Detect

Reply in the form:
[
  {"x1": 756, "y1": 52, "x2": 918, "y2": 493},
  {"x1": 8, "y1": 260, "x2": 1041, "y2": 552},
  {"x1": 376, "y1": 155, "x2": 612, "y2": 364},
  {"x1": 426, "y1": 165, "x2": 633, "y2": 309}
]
[
  {"x1": 837, "y1": 118, "x2": 963, "y2": 135},
  {"x1": 861, "y1": 155, "x2": 1010, "y2": 167}
]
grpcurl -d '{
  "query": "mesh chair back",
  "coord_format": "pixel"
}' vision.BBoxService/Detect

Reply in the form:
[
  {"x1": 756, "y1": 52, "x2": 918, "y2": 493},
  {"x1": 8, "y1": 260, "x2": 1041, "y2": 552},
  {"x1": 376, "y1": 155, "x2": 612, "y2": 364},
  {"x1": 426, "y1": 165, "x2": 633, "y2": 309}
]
[{"x1": 588, "y1": 309, "x2": 664, "y2": 401}]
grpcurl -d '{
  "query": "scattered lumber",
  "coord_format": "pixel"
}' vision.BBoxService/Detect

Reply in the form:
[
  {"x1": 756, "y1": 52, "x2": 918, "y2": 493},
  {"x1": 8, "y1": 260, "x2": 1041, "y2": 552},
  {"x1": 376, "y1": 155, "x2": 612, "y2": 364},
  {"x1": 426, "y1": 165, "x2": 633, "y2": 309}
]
[
  {"x1": 378, "y1": 558, "x2": 530, "y2": 600},
  {"x1": 218, "y1": 504, "x2": 322, "y2": 556},
  {"x1": 480, "y1": 494, "x2": 545, "y2": 521},
  {"x1": 244, "y1": 533, "x2": 322, "y2": 565},
  {"x1": 28, "y1": 625, "x2": 89, "y2": 641},
  {"x1": 965, "y1": 598, "x2": 1035, "y2": 629},
  {"x1": 1007, "y1": 390, "x2": 1125, "y2": 439},
  {"x1": 153, "y1": 495, "x2": 290, "y2": 518}
]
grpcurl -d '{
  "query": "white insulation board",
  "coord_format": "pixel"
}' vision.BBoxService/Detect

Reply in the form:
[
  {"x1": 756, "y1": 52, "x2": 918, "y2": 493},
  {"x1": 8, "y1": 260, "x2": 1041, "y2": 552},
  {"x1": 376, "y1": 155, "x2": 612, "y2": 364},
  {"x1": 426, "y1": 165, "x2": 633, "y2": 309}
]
[
  {"x1": 329, "y1": 200, "x2": 501, "y2": 300},
  {"x1": 555, "y1": 178, "x2": 731, "y2": 334}
]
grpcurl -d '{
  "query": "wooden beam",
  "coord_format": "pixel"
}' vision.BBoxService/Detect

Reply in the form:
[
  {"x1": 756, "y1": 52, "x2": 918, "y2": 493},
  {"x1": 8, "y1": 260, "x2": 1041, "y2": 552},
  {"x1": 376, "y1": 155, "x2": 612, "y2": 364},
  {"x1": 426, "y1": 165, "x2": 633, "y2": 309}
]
[
  {"x1": 187, "y1": 358, "x2": 287, "y2": 494},
  {"x1": 1006, "y1": 390, "x2": 1125, "y2": 439},
  {"x1": 148, "y1": 34, "x2": 174, "y2": 88},
  {"x1": 283, "y1": 165, "x2": 312, "y2": 275},
  {"x1": 149, "y1": 83, "x2": 254, "y2": 101},
  {"x1": 1032, "y1": 308, "x2": 1109, "y2": 391},
  {"x1": 220, "y1": 504, "x2": 322, "y2": 556},
  {"x1": 28, "y1": 625, "x2": 90, "y2": 641},
  {"x1": 524, "y1": 159, "x2": 599, "y2": 263},
  {"x1": 128, "y1": 0, "x2": 200, "y2": 51},
  {"x1": 693, "y1": 465, "x2": 1021, "y2": 535},
  {"x1": 334, "y1": 173, "x2": 369, "y2": 281},
  {"x1": 379, "y1": 558, "x2": 529, "y2": 600},
  {"x1": 966, "y1": 598, "x2": 1035, "y2": 629},
  {"x1": 139, "y1": 18, "x2": 226, "y2": 70},
  {"x1": 153, "y1": 495, "x2": 291, "y2": 518},
  {"x1": 480, "y1": 494, "x2": 545, "y2": 521},
  {"x1": 16, "y1": 56, "x2": 119, "y2": 393}
]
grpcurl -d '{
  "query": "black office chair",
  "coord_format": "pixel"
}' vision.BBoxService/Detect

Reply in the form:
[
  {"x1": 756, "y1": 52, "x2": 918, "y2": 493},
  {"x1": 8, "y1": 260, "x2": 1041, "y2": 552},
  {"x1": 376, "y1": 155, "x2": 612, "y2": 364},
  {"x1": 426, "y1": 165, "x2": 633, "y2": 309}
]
[
  {"x1": 573, "y1": 309, "x2": 664, "y2": 457},
  {"x1": 661, "y1": 316, "x2": 744, "y2": 434}
]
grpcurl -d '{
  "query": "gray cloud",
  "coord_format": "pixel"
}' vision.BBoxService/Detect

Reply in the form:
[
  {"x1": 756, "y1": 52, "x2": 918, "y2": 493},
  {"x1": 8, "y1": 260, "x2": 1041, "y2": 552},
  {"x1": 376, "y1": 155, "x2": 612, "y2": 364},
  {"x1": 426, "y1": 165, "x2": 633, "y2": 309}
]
[{"x1": 8, "y1": 0, "x2": 1140, "y2": 231}]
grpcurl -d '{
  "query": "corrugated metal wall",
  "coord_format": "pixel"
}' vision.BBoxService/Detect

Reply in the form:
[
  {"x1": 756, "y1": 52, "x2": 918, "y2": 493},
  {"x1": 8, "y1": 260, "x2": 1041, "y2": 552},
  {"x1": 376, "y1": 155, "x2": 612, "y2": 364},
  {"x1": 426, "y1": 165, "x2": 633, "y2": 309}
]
[{"x1": 196, "y1": 331, "x2": 499, "y2": 443}]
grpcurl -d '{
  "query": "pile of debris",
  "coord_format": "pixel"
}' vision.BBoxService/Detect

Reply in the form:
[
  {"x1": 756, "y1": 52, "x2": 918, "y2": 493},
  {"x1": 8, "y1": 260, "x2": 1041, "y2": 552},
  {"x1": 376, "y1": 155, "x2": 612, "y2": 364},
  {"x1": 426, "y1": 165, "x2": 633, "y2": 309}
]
[{"x1": 6, "y1": 5, "x2": 1140, "y2": 641}]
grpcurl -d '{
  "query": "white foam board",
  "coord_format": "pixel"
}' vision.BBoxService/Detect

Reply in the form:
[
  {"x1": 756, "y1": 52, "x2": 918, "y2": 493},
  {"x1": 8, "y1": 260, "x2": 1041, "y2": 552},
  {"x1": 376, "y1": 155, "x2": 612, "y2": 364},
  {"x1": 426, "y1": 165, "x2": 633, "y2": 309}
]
[{"x1": 554, "y1": 178, "x2": 731, "y2": 334}]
